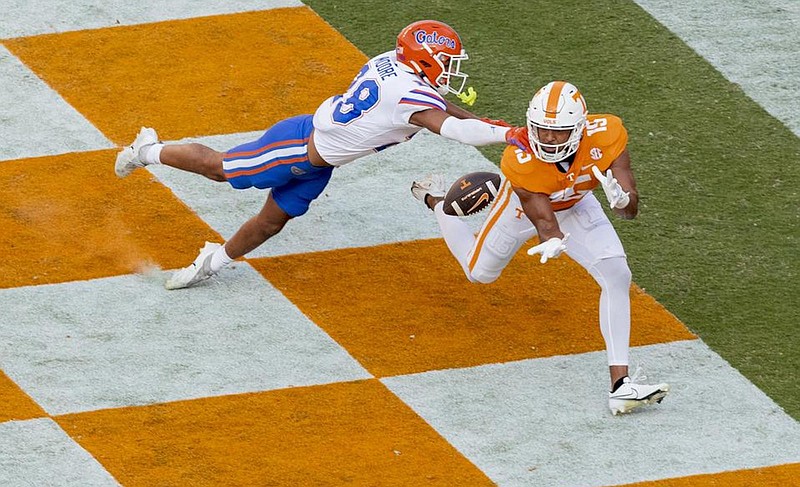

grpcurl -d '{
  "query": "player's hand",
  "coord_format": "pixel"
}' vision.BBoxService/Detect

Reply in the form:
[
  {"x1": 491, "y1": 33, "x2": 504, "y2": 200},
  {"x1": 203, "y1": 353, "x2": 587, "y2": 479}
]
[
  {"x1": 527, "y1": 234, "x2": 570, "y2": 264},
  {"x1": 505, "y1": 126, "x2": 532, "y2": 153},
  {"x1": 591, "y1": 166, "x2": 630, "y2": 209},
  {"x1": 480, "y1": 117, "x2": 512, "y2": 128}
]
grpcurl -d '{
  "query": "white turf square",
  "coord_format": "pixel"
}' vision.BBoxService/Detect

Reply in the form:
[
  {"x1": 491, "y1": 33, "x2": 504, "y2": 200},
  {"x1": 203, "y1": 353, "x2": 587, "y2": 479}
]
[
  {"x1": 0, "y1": 46, "x2": 113, "y2": 162},
  {"x1": 632, "y1": 0, "x2": 800, "y2": 137},
  {"x1": 0, "y1": 263, "x2": 370, "y2": 415},
  {"x1": 0, "y1": 0, "x2": 304, "y2": 38},
  {"x1": 0, "y1": 418, "x2": 118, "y2": 486},
  {"x1": 147, "y1": 130, "x2": 499, "y2": 257},
  {"x1": 383, "y1": 340, "x2": 800, "y2": 487}
]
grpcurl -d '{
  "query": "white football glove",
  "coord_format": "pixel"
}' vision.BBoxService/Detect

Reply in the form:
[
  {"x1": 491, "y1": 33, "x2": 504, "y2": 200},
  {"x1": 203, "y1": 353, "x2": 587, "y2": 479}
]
[
  {"x1": 591, "y1": 166, "x2": 630, "y2": 209},
  {"x1": 527, "y1": 233, "x2": 570, "y2": 264}
]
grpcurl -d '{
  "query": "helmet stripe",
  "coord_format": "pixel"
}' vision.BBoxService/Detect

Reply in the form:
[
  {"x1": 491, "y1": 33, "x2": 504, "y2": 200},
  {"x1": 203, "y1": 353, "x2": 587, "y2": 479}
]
[{"x1": 544, "y1": 81, "x2": 566, "y2": 119}]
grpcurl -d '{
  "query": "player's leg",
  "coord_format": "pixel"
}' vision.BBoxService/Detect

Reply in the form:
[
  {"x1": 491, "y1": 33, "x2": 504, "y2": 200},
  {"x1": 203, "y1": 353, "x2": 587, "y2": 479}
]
[
  {"x1": 558, "y1": 196, "x2": 631, "y2": 386},
  {"x1": 164, "y1": 194, "x2": 292, "y2": 290},
  {"x1": 467, "y1": 182, "x2": 536, "y2": 283},
  {"x1": 116, "y1": 115, "x2": 317, "y2": 181},
  {"x1": 557, "y1": 193, "x2": 669, "y2": 414},
  {"x1": 412, "y1": 174, "x2": 480, "y2": 278},
  {"x1": 164, "y1": 166, "x2": 332, "y2": 291},
  {"x1": 556, "y1": 193, "x2": 630, "y2": 374},
  {"x1": 165, "y1": 115, "x2": 326, "y2": 290},
  {"x1": 159, "y1": 144, "x2": 226, "y2": 181},
  {"x1": 223, "y1": 193, "x2": 294, "y2": 259},
  {"x1": 114, "y1": 127, "x2": 226, "y2": 181},
  {"x1": 432, "y1": 201, "x2": 480, "y2": 279},
  {"x1": 220, "y1": 163, "x2": 332, "y2": 259},
  {"x1": 437, "y1": 180, "x2": 535, "y2": 283}
]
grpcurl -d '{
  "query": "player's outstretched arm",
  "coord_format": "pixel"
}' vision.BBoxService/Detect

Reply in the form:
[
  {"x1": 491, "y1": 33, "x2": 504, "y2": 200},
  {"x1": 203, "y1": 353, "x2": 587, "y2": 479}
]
[
  {"x1": 443, "y1": 99, "x2": 481, "y2": 120},
  {"x1": 442, "y1": 99, "x2": 512, "y2": 128},
  {"x1": 409, "y1": 109, "x2": 530, "y2": 151},
  {"x1": 514, "y1": 186, "x2": 569, "y2": 264}
]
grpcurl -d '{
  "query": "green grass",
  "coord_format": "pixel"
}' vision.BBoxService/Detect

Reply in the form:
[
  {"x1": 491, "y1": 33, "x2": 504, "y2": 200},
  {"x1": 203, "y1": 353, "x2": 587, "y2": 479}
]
[{"x1": 305, "y1": 0, "x2": 800, "y2": 418}]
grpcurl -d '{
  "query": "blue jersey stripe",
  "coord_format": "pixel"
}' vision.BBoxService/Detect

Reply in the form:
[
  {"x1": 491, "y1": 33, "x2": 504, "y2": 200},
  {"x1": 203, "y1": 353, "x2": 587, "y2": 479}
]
[
  {"x1": 399, "y1": 97, "x2": 446, "y2": 111},
  {"x1": 410, "y1": 89, "x2": 446, "y2": 106}
]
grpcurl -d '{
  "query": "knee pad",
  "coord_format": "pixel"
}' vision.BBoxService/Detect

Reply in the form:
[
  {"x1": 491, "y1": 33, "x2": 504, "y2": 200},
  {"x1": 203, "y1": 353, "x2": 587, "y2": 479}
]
[
  {"x1": 466, "y1": 227, "x2": 526, "y2": 284},
  {"x1": 468, "y1": 268, "x2": 499, "y2": 284},
  {"x1": 592, "y1": 256, "x2": 632, "y2": 290}
]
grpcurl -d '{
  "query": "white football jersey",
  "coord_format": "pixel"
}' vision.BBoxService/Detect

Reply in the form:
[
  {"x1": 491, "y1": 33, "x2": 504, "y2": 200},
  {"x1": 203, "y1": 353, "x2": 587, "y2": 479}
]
[{"x1": 312, "y1": 50, "x2": 447, "y2": 166}]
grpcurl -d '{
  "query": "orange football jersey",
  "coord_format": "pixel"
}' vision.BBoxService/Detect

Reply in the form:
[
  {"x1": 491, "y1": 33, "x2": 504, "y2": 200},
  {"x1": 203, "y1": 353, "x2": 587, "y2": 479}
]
[{"x1": 500, "y1": 114, "x2": 628, "y2": 211}]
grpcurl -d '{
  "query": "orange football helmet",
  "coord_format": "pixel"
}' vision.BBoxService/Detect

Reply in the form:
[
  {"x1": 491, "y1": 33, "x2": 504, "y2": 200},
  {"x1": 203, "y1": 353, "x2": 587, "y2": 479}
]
[{"x1": 396, "y1": 20, "x2": 468, "y2": 96}]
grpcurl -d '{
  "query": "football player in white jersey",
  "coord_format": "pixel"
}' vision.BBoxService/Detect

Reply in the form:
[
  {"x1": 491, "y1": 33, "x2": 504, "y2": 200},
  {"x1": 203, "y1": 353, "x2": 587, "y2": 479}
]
[{"x1": 114, "y1": 20, "x2": 531, "y2": 290}]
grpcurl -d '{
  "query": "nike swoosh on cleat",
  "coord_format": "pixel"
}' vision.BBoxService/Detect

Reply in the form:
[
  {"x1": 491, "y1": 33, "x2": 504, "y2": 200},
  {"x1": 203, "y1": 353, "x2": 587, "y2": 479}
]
[{"x1": 611, "y1": 387, "x2": 639, "y2": 399}]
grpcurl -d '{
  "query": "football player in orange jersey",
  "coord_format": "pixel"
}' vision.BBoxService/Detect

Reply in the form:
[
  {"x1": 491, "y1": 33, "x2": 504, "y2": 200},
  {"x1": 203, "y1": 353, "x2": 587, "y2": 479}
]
[{"x1": 412, "y1": 81, "x2": 670, "y2": 415}]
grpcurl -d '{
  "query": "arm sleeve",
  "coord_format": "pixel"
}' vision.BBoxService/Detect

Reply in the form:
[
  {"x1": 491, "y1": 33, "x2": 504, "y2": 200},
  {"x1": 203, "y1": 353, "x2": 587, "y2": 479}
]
[{"x1": 439, "y1": 117, "x2": 510, "y2": 146}]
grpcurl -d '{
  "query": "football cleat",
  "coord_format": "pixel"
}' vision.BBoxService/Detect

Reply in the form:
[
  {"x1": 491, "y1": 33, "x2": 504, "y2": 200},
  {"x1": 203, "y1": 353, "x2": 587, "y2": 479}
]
[
  {"x1": 115, "y1": 127, "x2": 159, "y2": 178},
  {"x1": 165, "y1": 242, "x2": 221, "y2": 290},
  {"x1": 609, "y1": 376, "x2": 670, "y2": 416},
  {"x1": 411, "y1": 174, "x2": 447, "y2": 210}
]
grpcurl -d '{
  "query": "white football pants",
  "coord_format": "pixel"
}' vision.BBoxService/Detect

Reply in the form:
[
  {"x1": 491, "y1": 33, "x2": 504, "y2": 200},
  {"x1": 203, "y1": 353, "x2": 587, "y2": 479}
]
[{"x1": 434, "y1": 181, "x2": 631, "y2": 366}]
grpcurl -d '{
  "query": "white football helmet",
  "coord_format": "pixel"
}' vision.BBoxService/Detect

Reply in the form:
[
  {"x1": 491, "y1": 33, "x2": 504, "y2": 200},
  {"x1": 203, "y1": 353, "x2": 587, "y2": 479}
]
[{"x1": 526, "y1": 81, "x2": 588, "y2": 163}]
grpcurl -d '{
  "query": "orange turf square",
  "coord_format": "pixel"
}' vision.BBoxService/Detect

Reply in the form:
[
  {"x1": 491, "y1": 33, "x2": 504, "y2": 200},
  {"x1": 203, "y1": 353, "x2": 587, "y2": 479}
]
[
  {"x1": 0, "y1": 150, "x2": 220, "y2": 288},
  {"x1": 0, "y1": 370, "x2": 46, "y2": 423},
  {"x1": 617, "y1": 463, "x2": 800, "y2": 486},
  {"x1": 4, "y1": 8, "x2": 368, "y2": 144},
  {"x1": 250, "y1": 239, "x2": 696, "y2": 377},
  {"x1": 55, "y1": 380, "x2": 494, "y2": 486}
]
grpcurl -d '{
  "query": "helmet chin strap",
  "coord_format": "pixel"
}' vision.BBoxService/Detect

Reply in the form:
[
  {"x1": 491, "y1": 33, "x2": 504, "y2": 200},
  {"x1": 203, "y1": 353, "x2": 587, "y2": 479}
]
[
  {"x1": 420, "y1": 42, "x2": 450, "y2": 94},
  {"x1": 397, "y1": 45, "x2": 453, "y2": 95}
]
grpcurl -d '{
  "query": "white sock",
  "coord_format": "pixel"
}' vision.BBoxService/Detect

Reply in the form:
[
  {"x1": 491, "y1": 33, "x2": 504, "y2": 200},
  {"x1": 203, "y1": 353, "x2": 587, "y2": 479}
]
[
  {"x1": 142, "y1": 143, "x2": 164, "y2": 165},
  {"x1": 209, "y1": 245, "x2": 234, "y2": 273}
]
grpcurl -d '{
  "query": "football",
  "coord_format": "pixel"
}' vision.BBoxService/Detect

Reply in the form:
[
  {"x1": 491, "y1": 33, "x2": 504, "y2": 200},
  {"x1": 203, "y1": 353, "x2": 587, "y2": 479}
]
[{"x1": 443, "y1": 171, "x2": 502, "y2": 216}]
